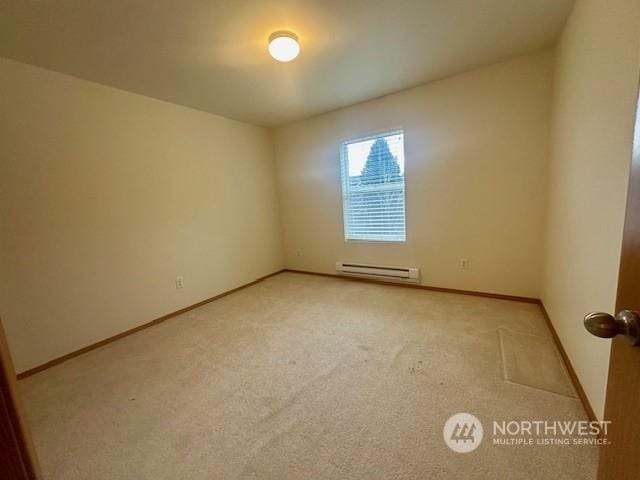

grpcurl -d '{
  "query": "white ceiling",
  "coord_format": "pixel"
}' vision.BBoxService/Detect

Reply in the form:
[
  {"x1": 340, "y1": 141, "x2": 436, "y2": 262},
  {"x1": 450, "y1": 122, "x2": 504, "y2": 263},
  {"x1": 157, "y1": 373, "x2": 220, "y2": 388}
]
[{"x1": 0, "y1": 0, "x2": 575, "y2": 127}]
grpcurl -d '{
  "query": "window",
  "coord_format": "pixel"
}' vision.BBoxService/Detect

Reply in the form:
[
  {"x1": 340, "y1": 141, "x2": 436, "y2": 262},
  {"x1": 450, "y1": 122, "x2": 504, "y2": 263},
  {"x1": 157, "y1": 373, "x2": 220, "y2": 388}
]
[{"x1": 340, "y1": 130, "x2": 406, "y2": 242}]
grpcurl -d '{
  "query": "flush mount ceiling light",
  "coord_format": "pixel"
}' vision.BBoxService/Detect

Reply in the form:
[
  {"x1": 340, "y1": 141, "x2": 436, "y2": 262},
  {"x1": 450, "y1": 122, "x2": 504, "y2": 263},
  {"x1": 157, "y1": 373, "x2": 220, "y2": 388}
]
[{"x1": 268, "y1": 31, "x2": 300, "y2": 62}]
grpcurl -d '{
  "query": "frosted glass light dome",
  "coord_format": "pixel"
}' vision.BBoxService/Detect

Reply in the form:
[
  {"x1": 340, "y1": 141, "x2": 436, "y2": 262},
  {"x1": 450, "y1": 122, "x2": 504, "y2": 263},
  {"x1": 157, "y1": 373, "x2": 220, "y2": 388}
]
[{"x1": 268, "y1": 31, "x2": 300, "y2": 62}]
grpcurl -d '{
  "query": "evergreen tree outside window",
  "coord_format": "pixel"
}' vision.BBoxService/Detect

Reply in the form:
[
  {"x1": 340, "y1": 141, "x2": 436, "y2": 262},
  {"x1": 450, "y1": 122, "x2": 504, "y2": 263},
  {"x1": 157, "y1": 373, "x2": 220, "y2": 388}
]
[{"x1": 340, "y1": 131, "x2": 406, "y2": 241}]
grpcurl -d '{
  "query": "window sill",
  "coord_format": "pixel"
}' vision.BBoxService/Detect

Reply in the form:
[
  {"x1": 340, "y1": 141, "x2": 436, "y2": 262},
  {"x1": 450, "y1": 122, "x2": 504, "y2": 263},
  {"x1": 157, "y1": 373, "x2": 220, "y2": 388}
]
[{"x1": 344, "y1": 239, "x2": 407, "y2": 245}]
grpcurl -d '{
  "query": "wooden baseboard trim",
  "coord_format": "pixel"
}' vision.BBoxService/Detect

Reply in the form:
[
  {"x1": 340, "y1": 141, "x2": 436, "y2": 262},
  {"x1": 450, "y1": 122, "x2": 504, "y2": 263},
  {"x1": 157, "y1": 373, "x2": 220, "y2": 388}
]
[
  {"x1": 538, "y1": 301, "x2": 598, "y2": 422},
  {"x1": 282, "y1": 268, "x2": 539, "y2": 304},
  {"x1": 16, "y1": 270, "x2": 285, "y2": 380}
]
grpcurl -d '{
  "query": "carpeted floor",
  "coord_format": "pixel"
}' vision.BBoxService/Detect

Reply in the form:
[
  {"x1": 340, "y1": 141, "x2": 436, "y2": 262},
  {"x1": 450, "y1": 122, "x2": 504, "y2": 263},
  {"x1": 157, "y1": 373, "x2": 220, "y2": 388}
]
[{"x1": 19, "y1": 272, "x2": 598, "y2": 479}]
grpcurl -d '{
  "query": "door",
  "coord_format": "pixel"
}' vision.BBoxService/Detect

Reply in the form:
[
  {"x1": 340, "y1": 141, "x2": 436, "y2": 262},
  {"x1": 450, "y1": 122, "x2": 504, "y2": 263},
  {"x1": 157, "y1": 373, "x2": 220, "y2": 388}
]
[
  {"x1": 0, "y1": 318, "x2": 40, "y2": 479},
  {"x1": 584, "y1": 92, "x2": 640, "y2": 479}
]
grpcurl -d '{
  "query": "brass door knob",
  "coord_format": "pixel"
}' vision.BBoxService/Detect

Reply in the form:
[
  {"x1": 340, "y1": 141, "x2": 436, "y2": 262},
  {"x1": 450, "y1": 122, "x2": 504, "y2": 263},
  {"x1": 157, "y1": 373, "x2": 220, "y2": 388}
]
[{"x1": 584, "y1": 310, "x2": 640, "y2": 346}]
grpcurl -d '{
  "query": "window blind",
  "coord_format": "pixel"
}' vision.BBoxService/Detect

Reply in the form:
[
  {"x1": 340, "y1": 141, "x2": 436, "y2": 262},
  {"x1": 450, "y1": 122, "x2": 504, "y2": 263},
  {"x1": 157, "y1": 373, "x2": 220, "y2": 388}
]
[{"x1": 340, "y1": 131, "x2": 406, "y2": 242}]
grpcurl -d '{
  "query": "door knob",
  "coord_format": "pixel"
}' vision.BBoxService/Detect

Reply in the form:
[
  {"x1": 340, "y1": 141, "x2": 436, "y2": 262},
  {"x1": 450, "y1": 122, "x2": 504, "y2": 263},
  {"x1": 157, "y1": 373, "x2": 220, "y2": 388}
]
[{"x1": 584, "y1": 310, "x2": 640, "y2": 346}]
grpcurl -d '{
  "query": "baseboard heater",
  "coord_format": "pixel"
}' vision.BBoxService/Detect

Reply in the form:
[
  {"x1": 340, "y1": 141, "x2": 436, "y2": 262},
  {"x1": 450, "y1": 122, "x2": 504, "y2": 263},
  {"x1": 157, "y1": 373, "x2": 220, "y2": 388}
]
[{"x1": 335, "y1": 262, "x2": 420, "y2": 283}]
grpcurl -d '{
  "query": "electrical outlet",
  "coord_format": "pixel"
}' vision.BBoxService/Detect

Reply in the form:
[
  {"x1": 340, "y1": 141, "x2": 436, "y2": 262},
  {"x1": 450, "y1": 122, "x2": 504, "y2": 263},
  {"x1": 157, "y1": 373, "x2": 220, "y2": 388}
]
[
  {"x1": 460, "y1": 258, "x2": 469, "y2": 270},
  {"x1": 175, "y1": 276, "x2": 184, "y2": 289},
  {"x1": 296, "y1": 249, "x2": 303, "y2": 257}
]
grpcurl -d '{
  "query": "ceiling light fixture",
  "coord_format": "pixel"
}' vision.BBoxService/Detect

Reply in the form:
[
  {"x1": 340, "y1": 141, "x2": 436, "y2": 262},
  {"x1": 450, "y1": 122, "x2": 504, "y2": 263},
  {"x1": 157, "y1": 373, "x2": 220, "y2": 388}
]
[{"x1": 268, "y1": 31, "x2": 300, "y2": 62}]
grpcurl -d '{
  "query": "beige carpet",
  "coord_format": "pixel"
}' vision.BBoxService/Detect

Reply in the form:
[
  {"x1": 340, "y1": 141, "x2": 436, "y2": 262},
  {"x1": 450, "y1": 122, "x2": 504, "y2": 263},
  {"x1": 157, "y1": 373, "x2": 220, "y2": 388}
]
[
  {"x1": 19, "y1": 272, "x2": 597, "y2": 479},
  {"x1": 499, "y1": 328, "x2": 578, "y2": 398}
]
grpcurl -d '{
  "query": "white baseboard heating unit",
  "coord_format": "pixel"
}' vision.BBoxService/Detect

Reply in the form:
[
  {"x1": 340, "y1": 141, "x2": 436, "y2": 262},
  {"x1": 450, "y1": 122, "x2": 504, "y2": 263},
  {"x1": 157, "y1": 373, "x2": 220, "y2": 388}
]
[{"x1": 335, "y1": 262, "x2": 420, "y2": 283}]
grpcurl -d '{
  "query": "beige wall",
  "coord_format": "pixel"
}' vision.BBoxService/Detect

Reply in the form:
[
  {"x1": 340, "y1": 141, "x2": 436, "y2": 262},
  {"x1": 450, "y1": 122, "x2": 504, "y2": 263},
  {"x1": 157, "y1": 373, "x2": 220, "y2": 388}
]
[
  {"x1": 274, "y1": 52, "x2": 553, "y2": 298},
  {"x1": 541, "y1": 0, "x2": 640, "y2": 419},
  {"x1": 0, "y1": 59, "x2": 283, "y2": 373}
]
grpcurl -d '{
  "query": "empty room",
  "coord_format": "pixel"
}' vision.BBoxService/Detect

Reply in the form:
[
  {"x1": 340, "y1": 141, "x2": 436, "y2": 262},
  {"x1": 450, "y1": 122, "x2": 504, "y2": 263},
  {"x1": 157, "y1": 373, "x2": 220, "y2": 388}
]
[{"x1": 2, "y1": 1, "x2": 640, "y2": 479}]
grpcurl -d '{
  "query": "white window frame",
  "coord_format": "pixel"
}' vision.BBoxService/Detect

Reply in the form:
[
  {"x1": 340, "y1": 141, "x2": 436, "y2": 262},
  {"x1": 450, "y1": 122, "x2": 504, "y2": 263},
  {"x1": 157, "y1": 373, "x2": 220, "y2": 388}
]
[{"x1": 339, "y1": 129, "x2": 407, "y2": 243}]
